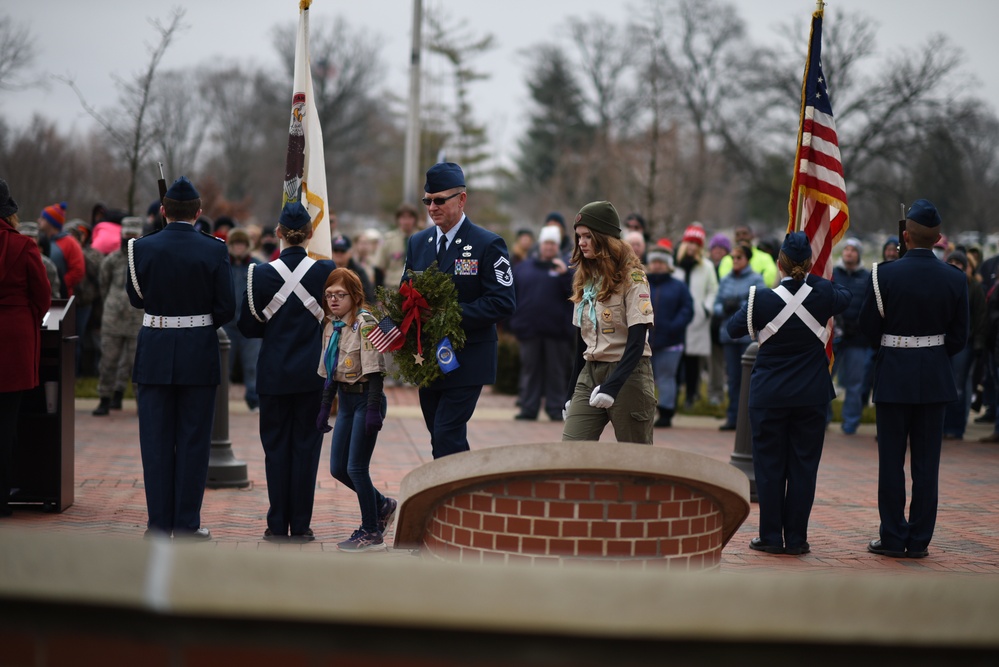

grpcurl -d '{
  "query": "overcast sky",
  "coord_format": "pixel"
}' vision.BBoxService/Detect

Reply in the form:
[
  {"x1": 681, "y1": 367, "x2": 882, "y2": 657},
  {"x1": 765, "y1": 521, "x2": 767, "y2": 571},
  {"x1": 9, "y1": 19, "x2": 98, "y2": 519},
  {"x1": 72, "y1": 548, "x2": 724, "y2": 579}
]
[{"x1": 3, "y1": 0, "x2": 996, "y2": 169}]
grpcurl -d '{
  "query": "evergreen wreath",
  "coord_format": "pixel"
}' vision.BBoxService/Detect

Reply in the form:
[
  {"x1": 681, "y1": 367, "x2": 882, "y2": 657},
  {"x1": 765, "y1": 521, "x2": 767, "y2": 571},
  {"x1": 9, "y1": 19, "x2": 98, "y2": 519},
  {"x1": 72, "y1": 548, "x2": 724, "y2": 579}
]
[{"x1": 373, "y1": 262, "x2": 465, "y2": 387}]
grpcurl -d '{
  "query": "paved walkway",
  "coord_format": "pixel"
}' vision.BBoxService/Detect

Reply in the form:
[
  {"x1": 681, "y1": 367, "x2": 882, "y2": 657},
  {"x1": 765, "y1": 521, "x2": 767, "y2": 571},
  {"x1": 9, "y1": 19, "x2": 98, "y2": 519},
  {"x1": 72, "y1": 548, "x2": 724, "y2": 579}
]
[{"x1": 4, "y1": 386, "x2": 998, "y2": 575}]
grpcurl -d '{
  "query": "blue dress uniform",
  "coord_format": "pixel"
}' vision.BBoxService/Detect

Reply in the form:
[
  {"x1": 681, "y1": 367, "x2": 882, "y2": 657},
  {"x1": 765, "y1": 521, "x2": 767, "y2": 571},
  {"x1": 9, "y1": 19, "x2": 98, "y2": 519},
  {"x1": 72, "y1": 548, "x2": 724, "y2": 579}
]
[
  {"x1": 403, "y1": 163, "x2": 516, "y2": 459},
  {"x1": 126, "y1": 177, "x2": 235, "y2": 537},
  {"x1": 237, "y1": 203, "x2": 334, "y2": 539},
  {"x1": 727, "y1": 232, "x2": 851, "y2": 554},
  {"x1": 859, "y1": 199, "x2": 968, "y2": 558}
]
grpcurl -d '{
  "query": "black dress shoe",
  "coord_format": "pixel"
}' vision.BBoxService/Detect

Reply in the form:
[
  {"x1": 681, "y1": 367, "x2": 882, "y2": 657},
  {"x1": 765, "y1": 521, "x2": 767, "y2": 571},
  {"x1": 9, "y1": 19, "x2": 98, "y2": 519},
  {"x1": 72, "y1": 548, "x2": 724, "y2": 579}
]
[
  {"x1": 867, "y1": 539, "x2": 905, "y2": 558},
  {"x1": 514, "y1": 413, "x2": 537, "y2": 421},
  {"x1": 784, "y1": 542, "x2": 810, "y2": 555},
  {"x1": 979, "y1": 432, "x2": 999, "y2": 444},
  {"x1": 749, "y1": 537, "x2": 783, "y2": 554},
  {"x1": 974, "y1": 411, "x2": 996, "y2": 424},
  {"x1": 719, "y1": 423, "x2": 737, "y2": 431},
  {"x1": 263, "y1": 528, "x2": 289, "y2": 542},
  {"x1": 906, "y1": 547, "x2": 929, "y2": 559},
  {"x1": 290, "y1": 528, "x2": 316, "y2": 543}
]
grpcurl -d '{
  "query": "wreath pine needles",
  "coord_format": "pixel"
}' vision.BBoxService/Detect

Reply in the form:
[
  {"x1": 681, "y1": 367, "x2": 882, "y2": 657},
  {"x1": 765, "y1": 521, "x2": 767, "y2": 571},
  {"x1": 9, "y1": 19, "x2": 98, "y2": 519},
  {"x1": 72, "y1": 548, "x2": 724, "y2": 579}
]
[{"x1": 373, "y1": 262, "x2": 466, "y2": 387}]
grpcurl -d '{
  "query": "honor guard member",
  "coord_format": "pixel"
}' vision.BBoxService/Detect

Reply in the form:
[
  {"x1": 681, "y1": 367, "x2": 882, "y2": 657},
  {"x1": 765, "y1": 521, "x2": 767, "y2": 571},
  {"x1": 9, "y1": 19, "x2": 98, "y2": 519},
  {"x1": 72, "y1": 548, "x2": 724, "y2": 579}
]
[
  {"x1": 126, "y1": 176, "x2": 235, "y2": 539},
  {"x1": 727, "y1": 232, "x2": 851, "y2": 555},
  {"x1": 859, "y1": 199, "x2": 968, "y2": 559},
  {"x1": 562, "y1": 201, "x2": 657, "y2": 445},
  {"x1": 237, "y1": 202, "x2": 334, "y2": 542},
  {"x1": 403, "y1": 162, "x2": 516, "y2": 459}
]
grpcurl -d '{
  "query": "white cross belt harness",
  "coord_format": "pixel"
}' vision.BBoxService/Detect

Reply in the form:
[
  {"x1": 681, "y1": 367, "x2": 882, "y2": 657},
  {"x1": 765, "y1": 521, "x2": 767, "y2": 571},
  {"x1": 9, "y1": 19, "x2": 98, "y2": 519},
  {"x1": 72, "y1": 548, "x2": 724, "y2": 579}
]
[
  {"x1": 247, "y1": 257, "x2": 324, "y2": 323},
  {"x1": 749, "y1": 283, "x2": 829, "y2": 345},
  {"x1": 880, "y1": 334, "x2": 945, "y2": 348},
  {"x1": 142, "y1": 314, "x2": 214, "y2": 329}
]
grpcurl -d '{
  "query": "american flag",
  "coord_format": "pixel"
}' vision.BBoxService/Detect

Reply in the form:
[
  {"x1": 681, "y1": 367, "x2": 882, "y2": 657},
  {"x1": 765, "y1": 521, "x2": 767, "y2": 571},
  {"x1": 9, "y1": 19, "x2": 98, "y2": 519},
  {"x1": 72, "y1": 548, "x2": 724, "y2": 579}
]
[
  {"x1": 787, "y1": 7, "x2": 849, "y2": 281},
  {"x1": 787, "y1": 7, "x2": 848, "y2": 360},
  {"x1": 367, "y1": 316, "x2": 404, "y2": 353}
]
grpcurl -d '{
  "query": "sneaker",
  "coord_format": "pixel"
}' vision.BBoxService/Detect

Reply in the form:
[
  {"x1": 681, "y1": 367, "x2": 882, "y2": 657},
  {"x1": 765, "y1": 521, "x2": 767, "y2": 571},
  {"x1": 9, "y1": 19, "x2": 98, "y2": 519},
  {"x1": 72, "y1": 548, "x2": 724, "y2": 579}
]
[
  {"x1": 378, "y1": 497, "x2": 398, "y2": 534},
  {"x1": 337, "y1": 528, "x2": 384, "y2": 553}
]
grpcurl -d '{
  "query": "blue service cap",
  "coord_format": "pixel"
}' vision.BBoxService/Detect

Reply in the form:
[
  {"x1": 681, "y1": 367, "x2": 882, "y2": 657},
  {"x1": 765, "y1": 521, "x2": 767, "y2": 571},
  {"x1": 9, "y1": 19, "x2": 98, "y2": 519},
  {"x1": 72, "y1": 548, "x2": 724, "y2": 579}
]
[
  {"x1": 424, "y1": 162, "x2": 465, "y2": 193},
  {"x1": 279, "y1": 202, "x2": 311, "y2": 230},
  {"x1": 164, "y1": 176, "x2": 199, "y2": 201},
  {"x1": 781, "y1": 231, "x2": 812, "y2": 263},
  {"x1": 332, "y1": 233, "x2": 351, "y2": 251},
  {"x1": 906, "y1": 199, "x2": 941, "y2": 228}
]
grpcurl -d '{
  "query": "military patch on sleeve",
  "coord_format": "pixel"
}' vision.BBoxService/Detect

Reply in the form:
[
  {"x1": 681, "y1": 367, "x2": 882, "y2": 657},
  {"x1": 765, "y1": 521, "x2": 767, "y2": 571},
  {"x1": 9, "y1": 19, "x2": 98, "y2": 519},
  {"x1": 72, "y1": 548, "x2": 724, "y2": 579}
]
[
  {"x1": 631, "y1": 271, "x2": 645, "y2": 283},
  {"x1": 494, "y1": 256, "x2": 513, "y2": 286},
  {"x1": 641, "y1": 300, "x2": 653, "y2": 315}
]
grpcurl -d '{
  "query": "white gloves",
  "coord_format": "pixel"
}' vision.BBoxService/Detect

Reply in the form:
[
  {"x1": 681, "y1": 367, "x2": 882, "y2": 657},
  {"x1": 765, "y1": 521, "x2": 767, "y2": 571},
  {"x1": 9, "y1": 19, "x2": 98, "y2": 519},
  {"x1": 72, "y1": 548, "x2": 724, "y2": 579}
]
[
  {"x1": 563, "y1": 400, "x2": 571, "y2": 421},
  {"x1": 589, "y1": 385, "x2": 615, "y2": 409}
]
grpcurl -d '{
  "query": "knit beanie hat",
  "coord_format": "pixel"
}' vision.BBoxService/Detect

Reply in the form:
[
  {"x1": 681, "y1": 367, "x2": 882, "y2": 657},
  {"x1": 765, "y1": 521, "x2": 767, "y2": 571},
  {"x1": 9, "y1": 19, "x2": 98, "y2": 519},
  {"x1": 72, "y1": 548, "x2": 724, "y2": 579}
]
[
  {"x1": 538, "y1": 226, "x2": 561, "y2": 245},
  {"x1": 574, "y1": 201, "x2": 621, "y2": 237},
  {"x1": 41, "y1": 202, "x2": 67, "y2": 230},
  {"x1": 709, "y1": 233, "x2": 731, "y2": 252},
  {"x1": 682, "y1": 223, "x2": 706, "y2": 246}
]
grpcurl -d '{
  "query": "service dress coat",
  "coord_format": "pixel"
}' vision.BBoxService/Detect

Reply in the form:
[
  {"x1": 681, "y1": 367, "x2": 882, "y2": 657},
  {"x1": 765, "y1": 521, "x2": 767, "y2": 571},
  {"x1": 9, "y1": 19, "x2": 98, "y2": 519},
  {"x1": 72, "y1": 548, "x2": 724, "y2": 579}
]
[{"x1": 402, "y1": 216, "x2": 516, "y2": 388}]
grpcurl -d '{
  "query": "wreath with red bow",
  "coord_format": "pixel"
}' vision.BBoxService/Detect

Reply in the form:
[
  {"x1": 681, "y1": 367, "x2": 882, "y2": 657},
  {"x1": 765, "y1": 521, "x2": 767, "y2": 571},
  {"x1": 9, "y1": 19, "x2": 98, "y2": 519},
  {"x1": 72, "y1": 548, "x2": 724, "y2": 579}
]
[{"x1": 373, "y1": 262, "x2": 465, "y2": 387}]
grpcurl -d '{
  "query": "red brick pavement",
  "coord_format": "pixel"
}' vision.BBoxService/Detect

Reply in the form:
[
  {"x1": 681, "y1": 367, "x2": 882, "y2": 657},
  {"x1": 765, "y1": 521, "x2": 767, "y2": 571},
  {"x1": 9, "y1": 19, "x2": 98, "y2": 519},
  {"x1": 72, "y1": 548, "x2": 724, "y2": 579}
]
[{"x1": 4, "y1": 386, "x2": 998, "y2": 575}]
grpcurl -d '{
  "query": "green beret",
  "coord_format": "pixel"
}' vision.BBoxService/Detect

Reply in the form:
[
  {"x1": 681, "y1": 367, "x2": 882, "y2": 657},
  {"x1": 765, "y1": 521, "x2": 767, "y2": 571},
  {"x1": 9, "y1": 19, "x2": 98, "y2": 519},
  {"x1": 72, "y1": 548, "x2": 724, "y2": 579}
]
[{"x1": 574, "y1": 201, "x2": 621, "y2": 237}]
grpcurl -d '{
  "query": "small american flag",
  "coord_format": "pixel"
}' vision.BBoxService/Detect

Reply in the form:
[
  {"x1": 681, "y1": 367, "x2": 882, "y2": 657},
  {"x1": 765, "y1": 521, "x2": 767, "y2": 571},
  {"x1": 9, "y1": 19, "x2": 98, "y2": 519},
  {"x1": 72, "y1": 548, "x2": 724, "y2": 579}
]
[
  {"x1": 788, "y1": 6, "x2": 848, "y2": 360},
  {"x1": 367, "y1": 316, "x2": 404, "y2": 353}
]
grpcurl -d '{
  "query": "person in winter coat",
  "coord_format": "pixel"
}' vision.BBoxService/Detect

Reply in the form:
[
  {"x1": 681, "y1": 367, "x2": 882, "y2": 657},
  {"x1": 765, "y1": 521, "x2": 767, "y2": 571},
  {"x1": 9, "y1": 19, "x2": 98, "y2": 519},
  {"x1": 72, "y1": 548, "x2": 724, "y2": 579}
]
[
  {"x1": 646, "y1": 248, "x2": 693, "y2": 427},
  {"x1": 0, "y1": 179, "x2": 52, "y2": 516},
  {"x1": 713, "y1": 243, "x2": 766, "y2": 430},
  {"x1": 508, "y1": 225, "x2": 575, "y2": 421},
  {"x1": 674, "y1": 224, "x2": 718, "y2": 408}
]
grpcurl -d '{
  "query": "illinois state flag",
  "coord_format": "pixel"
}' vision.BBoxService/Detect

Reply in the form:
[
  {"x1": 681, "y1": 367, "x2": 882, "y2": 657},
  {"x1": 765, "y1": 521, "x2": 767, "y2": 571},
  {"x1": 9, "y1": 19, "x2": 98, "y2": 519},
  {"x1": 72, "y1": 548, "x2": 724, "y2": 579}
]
[
  {"x1": 284, "y1": 0, "x2": 331, "y2": 260},
  {"x1": 787, "y1": 6, "x2": 849, "y2": 280}
]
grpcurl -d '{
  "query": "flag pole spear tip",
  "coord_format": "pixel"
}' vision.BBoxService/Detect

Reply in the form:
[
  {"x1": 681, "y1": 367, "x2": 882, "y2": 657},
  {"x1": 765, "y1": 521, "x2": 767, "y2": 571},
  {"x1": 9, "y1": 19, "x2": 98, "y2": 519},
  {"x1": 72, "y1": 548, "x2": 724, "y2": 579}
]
[{"x1": 816, "y1": 0, "x2": 825, "y2": 12}]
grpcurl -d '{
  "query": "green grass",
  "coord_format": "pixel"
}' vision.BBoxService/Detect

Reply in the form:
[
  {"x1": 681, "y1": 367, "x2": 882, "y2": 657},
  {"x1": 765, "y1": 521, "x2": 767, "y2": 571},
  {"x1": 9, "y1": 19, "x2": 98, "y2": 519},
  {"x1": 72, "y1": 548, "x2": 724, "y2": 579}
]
[
  {"x1": 74, "y1": 376, "x2": 135, "y2": 399},
  {"x1": 676, "y1": 387, "x2": 876, "y2": 424}
]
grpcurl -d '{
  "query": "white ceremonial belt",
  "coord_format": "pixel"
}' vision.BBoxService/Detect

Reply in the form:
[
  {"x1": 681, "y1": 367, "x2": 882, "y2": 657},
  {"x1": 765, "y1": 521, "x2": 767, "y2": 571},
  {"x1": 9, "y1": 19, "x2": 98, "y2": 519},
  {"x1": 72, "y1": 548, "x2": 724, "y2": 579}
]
[
  {"x1": 880, "y1": 334, "x2": 944, "y2": 349},
  {"x1": 142, "y1": 313, "x2": 214, "y2": 329}
]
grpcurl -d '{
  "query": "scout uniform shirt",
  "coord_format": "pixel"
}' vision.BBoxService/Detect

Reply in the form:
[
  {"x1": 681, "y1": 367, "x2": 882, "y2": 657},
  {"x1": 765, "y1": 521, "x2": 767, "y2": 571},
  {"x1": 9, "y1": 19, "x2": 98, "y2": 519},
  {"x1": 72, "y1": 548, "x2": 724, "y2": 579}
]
[
  {"x1": 574, "y1": 269, "x2": 654, "y2": 361},
  {"x1": 318, "y1": 310, "x2": 387, "y2": 384}
]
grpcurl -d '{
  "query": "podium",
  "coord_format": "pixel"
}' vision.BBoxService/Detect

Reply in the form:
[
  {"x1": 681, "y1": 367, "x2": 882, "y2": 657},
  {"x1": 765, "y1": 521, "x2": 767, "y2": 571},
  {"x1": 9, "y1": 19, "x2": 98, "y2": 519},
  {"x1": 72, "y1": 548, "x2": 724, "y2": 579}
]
[{"x1": 12, "y1": 297, "x2": 76, "y2": 512}]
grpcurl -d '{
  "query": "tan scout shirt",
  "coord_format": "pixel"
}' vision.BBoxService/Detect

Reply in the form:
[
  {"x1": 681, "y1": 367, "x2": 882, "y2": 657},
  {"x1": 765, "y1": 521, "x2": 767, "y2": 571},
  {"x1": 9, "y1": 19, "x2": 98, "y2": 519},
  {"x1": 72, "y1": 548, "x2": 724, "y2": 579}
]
[
  {"x1": 317, "y1": 310, "x2": 387, "y2": 384},
  {"x1": 574, "y1": 270, "x2": 654, "y2": 362},
  {"x1": 375, "y1": 229, "x2": 408, "y2": 289}
]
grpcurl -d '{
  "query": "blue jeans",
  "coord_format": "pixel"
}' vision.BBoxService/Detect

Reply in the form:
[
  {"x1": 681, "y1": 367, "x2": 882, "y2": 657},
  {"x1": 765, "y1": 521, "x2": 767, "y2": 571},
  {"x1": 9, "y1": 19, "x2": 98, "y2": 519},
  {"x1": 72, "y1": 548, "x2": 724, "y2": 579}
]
[
  {"x1": 330, "y1": 389, "x2": 387, "y2": 532},
  {"x1": 724, "y1": 342, "x2": 750, "y2": 426},
  {"x1": 834, "y1": 345, "x2": 872, "y2": 434},
  {"x1": 943, "y1": 345, "x2": 973, "y2": 438},
  {"x1": 651, "y1": 347, "x2": 683, "y2": 410}
]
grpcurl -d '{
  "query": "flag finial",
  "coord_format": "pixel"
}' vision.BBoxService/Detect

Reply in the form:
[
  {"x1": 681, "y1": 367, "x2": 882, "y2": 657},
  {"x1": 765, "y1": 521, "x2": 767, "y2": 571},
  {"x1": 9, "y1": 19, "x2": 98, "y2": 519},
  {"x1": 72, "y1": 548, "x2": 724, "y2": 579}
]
[{"x1": 815, "y1": 0, "x2": 825, "y2": 12}]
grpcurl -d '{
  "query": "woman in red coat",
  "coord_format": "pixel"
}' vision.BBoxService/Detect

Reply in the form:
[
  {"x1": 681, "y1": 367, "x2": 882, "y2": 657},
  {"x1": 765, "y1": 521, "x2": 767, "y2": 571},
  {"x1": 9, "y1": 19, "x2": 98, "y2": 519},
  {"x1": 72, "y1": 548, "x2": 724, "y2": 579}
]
[{"x1": 0, "y1": 178, "x2": 52, "y2": 516}]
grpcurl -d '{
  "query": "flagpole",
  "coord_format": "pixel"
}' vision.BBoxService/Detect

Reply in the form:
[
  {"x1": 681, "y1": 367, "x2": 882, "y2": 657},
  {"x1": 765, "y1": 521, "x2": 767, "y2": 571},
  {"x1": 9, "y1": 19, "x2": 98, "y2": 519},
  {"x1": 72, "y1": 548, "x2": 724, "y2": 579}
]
[{"x1": 403, "y1": 0, "x2": 423, "y2": 206}]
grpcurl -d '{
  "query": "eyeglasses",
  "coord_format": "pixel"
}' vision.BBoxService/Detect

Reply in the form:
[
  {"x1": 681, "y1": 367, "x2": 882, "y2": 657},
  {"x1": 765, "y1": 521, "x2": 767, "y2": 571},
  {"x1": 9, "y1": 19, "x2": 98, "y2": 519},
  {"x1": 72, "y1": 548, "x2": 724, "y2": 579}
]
[
  {"x1": 325, "y1": 292, "x2": 350, "y2": 302},
  {"x1": 422, "y1": 192, "x2": 462, "y2": 207}
]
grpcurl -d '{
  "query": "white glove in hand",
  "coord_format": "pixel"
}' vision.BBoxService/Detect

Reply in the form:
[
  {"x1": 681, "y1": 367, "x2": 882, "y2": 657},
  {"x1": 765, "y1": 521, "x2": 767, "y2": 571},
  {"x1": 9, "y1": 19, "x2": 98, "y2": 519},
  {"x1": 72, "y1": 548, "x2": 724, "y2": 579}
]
[
  {"x1": 589, "y1": 385, "x2": 615, "y2": 409},
  {"x1": 563, "y1": 400, "x2": 571, "y2": 421}
]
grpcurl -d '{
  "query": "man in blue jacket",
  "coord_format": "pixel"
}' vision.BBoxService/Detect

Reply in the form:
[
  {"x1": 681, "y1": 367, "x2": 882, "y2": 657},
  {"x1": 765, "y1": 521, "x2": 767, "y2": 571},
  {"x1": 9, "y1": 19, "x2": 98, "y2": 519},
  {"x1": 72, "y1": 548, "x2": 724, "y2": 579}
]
[
  {"x1": 859, "y1": 199, "x2": 969, "y2": 559},
  {"x1": 126, "y1": 177, "x2": 235, "y2": 540},
  {"x1": 403, "y1": 162, "x2": 516, "y2": 458}
]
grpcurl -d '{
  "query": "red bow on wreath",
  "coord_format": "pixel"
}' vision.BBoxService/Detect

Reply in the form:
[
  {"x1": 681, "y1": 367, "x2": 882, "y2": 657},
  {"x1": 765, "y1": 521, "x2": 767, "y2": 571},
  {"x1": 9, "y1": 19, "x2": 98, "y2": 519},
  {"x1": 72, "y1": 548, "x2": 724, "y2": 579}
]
[{"x1": 399, "y1": 279, "x2": 430, "y2": 355}]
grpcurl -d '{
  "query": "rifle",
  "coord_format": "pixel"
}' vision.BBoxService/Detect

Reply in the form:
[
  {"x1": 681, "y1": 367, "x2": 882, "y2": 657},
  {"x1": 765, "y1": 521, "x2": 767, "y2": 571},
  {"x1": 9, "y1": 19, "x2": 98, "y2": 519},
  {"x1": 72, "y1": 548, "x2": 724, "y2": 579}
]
[
  {"x1": 157, "y1": 162, "x2": 167, "y2": 203},
  {"x1": 897, "y1": 202, "x2": 908, "y2": 258}
]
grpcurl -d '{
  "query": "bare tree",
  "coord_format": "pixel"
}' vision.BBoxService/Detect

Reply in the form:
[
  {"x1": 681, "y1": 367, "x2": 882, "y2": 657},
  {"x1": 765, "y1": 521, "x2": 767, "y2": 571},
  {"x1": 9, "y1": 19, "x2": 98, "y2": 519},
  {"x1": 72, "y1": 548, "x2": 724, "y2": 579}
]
[
  {"x1": 58, "y1": 8, "x2": 187, "y2": 214},
  {"x1": 149, "y1": 69, "x2": 209, "y2": 186},
  {"x1": 0, "y1": 16, "x2": 37, "y2": 91},
  {"x1": 567, "y1": 16, "x2": 636, "y2": 143},
  {"x1": 426, "y1": 11, "x2": 496, "y2": 180}
]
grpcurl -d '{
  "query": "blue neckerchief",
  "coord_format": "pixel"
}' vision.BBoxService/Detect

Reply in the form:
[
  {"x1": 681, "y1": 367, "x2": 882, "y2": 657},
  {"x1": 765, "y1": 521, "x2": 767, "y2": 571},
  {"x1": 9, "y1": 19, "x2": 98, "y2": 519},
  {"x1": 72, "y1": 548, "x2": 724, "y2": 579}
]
[
  {"x1": 323, "y1": 320, "x2": 346, "y2": 378},
  {"x1": 577, "y1": 281, "x2": 599, "y2": 326}
]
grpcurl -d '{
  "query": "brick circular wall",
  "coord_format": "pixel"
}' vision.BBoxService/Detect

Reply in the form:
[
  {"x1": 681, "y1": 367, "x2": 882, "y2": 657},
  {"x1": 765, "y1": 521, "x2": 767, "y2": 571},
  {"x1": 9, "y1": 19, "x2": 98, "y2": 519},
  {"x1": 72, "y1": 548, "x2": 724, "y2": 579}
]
[{"x1": 421, "y1": 475, "x2": 724, "y2": 570}]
